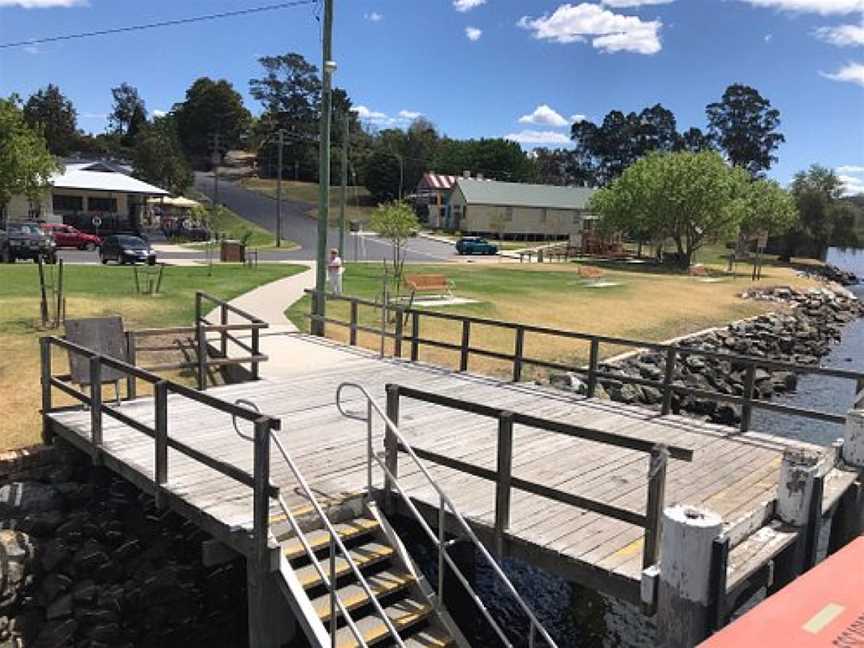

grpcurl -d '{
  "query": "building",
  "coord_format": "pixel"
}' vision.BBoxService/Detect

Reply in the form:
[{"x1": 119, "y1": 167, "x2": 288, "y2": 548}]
[
  {"x1": 1, "y1": 161, "x2": 170, "y2": 234},
  {"x1": 447, "y1": 178, "x2": 596, "y2": 240},
  {"x1": 414, "y1": 173, "x2": 460, "y2": 228}
]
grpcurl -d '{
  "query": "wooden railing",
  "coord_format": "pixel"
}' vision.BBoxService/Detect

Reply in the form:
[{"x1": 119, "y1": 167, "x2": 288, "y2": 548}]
[
  {"x1": 382, "y1": 384, "x2": 693, "y2": 569},
  {"x1": 305, "y1": 290, "x2": 864, "y2": 433},
  {"x1": 39, "y1": 335, "x2": 280, "y2": 563}
]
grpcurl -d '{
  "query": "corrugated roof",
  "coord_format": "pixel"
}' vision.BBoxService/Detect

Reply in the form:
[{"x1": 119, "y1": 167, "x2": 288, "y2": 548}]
[
  {"x1": 417, "y1": 173, "x2": 459, "y2": 191},
  {"x1": 454, "y1": 178, "x2": 594, "y2": 210},
  {"x1": 50, "y1": 162, "x2": 170, "y2": 196}
]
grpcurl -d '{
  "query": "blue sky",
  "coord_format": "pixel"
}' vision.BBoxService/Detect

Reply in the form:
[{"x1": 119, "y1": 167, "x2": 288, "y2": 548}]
[{"x1": 1, "y1": 0, "x2": 862, "y2": 192}]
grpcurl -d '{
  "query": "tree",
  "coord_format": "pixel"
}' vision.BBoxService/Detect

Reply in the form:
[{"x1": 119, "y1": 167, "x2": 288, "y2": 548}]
[
  {"x1": 175, "y1": 77, "x2": 251, "y2": 167},
  {"x1": 364, "y1": 149, "x2": 402, "y2": 203},
  {"x1": 22, "y1": 84, "x2": 78, "y2": 156},
  {"x1": 109, "y1": 83, "x2": 146, "y2": 137},
  {"x1": 0, "y1": 98, "x2": 60, "y2": 212},
  {"x1": 369, "y1": 201, "x2": 419, "y2": 296},
  {"x1": 590, "y1": 151, "x2": 749, "y2": 268},
  {"x1": 706, "y1": 84, "x2": 785, "y2": 177},
  {"x1": 739, "y1": 179, "x2": 798, "y2": 238},
  {"x1": 676, "y1": 127, "x2": 714, "y2": 153},
  {"x1": 132, "y1": 115, "x2": 193, "y2": 196}
]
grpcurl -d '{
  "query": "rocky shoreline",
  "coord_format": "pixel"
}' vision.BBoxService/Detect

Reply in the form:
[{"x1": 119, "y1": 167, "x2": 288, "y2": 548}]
[
  {"x1": 551, "y1": 285, "x2": 864, "y2": 426},
  {"x1": 798, "y1": 263, "x2": 860, "y2": 287},
  {"x1": 0, "y1": 443, "x2": 247, "y2": 648}
]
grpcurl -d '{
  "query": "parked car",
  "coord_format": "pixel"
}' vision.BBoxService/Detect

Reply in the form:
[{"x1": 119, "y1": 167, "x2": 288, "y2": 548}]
[
  {"x1": 5, "y1": 223, "x2": 57, "y2": 263},
  {"x1": 0, "y1": 228, "x2": 9, "y2": 263},
  {"x1": 455, "y1": 237, "x2": 498, "y2": 256},
  {"x1": 41, "y1": 223, "x2": 102, "y2": 250},
  {"x1": 99, "y1": 235, "x2": 156, "y2": 265}
]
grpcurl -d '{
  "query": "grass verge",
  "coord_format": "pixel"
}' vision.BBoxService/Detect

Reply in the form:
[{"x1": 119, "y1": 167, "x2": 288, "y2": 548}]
[
  {"x1": 186, "y1": 190, "x2": 298, "y2": 250},
  {"x1": 239, "y1": 178, "x2": 378, "y2": 226}
]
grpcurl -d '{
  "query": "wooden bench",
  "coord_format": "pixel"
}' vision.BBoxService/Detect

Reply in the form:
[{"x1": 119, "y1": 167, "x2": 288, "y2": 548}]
[
  {"x1": 577, "y1": 265, "x2": 605, "y2": 280},
  {"x1": 404, "y1": 274, "x2": 454, "y2": 300}
]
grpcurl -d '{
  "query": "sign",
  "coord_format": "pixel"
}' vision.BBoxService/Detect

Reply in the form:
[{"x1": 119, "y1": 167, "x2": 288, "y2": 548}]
[
  {"x1": 756, "y1": 230, "x2": 769, "y2": 249},
  {"x1": 91, "y1": 215, "x2": 102, "y2": 228}
]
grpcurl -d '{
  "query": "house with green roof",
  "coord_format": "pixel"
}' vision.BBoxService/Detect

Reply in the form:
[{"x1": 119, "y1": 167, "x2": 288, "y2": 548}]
[{"x1": 447, "y1": 178, "x2": 597, "y2": 241}]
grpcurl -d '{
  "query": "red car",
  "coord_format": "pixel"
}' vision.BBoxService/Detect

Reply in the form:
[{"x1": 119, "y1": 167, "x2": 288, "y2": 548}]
[{"x1": 41, "y1": 224, "x2": 102, "y2": 250}]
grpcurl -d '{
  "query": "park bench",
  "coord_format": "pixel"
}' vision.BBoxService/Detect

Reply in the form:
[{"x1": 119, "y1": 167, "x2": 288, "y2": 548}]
[
  {"x1": 689, "y1": 264, "x2": 708, "y2": 277},
  {"x1": 404, "y1": 274, "x2": 454, "y2": 300},
  {"x1": 578, "y1": 265, "x2": 605, "y2": 280}
]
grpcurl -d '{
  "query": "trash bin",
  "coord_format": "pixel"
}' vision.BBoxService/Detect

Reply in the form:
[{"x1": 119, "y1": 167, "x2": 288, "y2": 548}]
[{"x1": 220, "y1": 240, "x2": 246, "y2": 263}]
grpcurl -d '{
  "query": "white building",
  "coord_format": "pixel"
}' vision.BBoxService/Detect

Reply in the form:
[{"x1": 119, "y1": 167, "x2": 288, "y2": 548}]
[{"x1": 2, "y1": 161, "x2": 169, "y2": 233}]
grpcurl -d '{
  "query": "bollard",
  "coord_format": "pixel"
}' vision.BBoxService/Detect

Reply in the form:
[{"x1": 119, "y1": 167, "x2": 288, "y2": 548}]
[
  {"x1": 829, "y1": 410, "x2": 864, "y2": 552},
  {"x1": 656, "y1": 505, "x2": 723, "y2": 648},
  {"x1": 842, "y1": 409, "x2": 864, "y2": 468}
]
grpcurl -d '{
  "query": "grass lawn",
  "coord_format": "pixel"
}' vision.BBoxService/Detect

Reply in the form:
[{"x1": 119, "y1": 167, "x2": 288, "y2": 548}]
[
  {"x1": 0, "y1": 263, "x2": 307, "y2": 450},
  {"x1": 287, "y1": 260, "x2": 820, "y2": 379},
  {"x1": 186, "y1": 190, "x2": 298, "y2": 250},
  {"x1": 240, "y1": 178, "x2": 378, "y2": 226}
]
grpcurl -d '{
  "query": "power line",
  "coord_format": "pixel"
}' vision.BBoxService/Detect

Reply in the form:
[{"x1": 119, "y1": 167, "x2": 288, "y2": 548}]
[{"x1": 0, "y1": 0, "x2": 316, "y2": 50}]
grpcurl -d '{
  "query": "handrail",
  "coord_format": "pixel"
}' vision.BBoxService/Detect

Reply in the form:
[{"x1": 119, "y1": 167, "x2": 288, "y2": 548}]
[
  {"x1": 336, "y1": 381, "x2": 559, "y2": 648},
  {"x1": 306, "y1": 289, "x2": 864, "y2": 433}
]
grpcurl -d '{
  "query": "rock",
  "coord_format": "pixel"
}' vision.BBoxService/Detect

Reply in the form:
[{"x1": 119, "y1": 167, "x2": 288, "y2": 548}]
[
  {"x1": 20, "y1": 510, "x2": 65, "y2": 536},
  {"x1": 0, "y1": 531, "x2": 36, "y2": 613},
  {"x1": 642, "y1": 386, "x2": 663, "y2": 405},
  {"x1": 39, "y1": 539, "x2": 69, "y2": 573},
  {"x1": 32, "y1": 619, "x2": 77, "y2": 648},
  {"x1": 753, "y1": 368, "x2": 772, "y2": 383},
  {"x1": 612, "y1": 383, "x2": 643, "y2": 404},
  {"x1": 71, "y1": 580, "x2": 97, "y2": 604},
  {"x1": 38, "y1": 574, "x2": 72, "y2": 606},
  {"x1": 72, "y1": 540, "x2": 110, "y2": 572},
  {"x1": 549, "y1": 372, "x2": 587, "y2": 395},
  {"x1": 0, "y1": 483, "x2": 62, "y2": 517},
  {"x1": 45, "y1": 594, "x2": 73, "y2": 621}
]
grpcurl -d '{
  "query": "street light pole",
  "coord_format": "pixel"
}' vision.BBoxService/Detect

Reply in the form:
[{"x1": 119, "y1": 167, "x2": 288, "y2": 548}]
[
  {"x1": 313, "y1": 0, "x2": 334, "y2": 336},
  {"x1": 276, "y1": 129, "x2": 284, "y2": 248},
  {"x1": 339, "y1": 112, "x2": 348, "y2": 257}
]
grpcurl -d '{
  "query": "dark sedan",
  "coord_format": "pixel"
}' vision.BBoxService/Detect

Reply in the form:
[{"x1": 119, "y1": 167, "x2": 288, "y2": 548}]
[
  {"x1": 5, "y1": 223, "x2": 57, "y2": 263},
  {"x1": 99, "y1": 235, "x2": 156, "y2": 265}
]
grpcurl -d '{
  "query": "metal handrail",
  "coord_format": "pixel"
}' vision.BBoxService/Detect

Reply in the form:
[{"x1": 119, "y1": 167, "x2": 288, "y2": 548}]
[
  {"x1": 231, "y1": 401, "x2": 406, "y2": 648},
  {"x1": 336, "y1": 382, "x2": 559, "y2": 648}
]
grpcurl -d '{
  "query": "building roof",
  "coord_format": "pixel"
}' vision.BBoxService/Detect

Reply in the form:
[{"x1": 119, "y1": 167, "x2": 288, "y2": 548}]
[
  {"x1": 417, "y1": 173, "x2": 460, "y2": 192},
  {"x1": 454, "y1": 178, "x2": 594, "y2": 210},
  {"x1": 50, "y1": 162, "x2": 170, "y2": 196}
]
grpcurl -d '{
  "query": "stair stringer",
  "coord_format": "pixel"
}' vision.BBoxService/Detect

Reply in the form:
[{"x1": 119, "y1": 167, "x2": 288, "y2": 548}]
[
  {"x1": 366, "y1": 501, "x2": 471, "y2": 648},
  {"x1": 277, "y1": 551, "x2": 331, "y2": 648}
]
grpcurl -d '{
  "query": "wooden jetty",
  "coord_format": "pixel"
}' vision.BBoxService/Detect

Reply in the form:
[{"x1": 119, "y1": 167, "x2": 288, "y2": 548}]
[{"x1": 36, "y1": 292, "x2": 864, "y2": 648}]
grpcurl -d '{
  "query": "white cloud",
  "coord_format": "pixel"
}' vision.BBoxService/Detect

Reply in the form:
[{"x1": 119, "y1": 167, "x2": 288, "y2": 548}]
[
  {"x1": 151, "y1": 109, "x2": 167, "y2": 118},
  {"x1": 518, "y1": 105, "x2": 569, "y2": 127},
  {"x1": 0, "y1": 0, "x2": 87, "y2": 6},
  {"x1": 353, "y1": 105, "x2": 388, "y2": 122},
  {"x1": 465, "y1": 26, "x2": 483, "y2": 41},
  {"x1": 364, "y1": 11, "x2": 383, "y2": 22},
  {"x1": 838, "y1": 165, "x2": 864, "y2": 174},
  {"x1": 764, "y1": 33, "x2": 773, "y2": 43},
  {"x1": 736, "y1": 0, "x2": 864, "y2": 15},
  {"x1": 570, "y1": 113, "x2": 588, "y2": 123},
  {"x1": 453, "y1": 0, "x2": 486, "y2": 12},
  {"x1": 505, "y1": 130, "x2": 573, "y2": 146},
  {"x1": 815, "y1": 24, "x2": 864, "y2": 47},
  {"x1": 353, "y1": 106, "x2": 423, "y2": 128},
  {"x1": 397, "y1": 110, "x2": 422, "y2": 120},
  {"x1": 840, "y1": 174, "x2": 864, "y2": 195},
  {"x1": 80, "y1": 112, "x2": 108, "y2": 120},
  {"x1": 518, "y1": 3, "x2": 663, "y2": 55},
  {"x1": 601, "y1": 0, "x2": 674, "y2": 6},
  {"x1": 820, "y1": 62, "x2": 864, "y2": 86}
]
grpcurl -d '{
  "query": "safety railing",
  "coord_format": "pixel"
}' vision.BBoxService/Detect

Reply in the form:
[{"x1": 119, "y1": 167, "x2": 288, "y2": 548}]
[
  {"x1": 337, "y1": 382, "x2": 567, "y2": 648},
  {"x1": 306, "y1": 290, "x2": 864, "y2": 433}
]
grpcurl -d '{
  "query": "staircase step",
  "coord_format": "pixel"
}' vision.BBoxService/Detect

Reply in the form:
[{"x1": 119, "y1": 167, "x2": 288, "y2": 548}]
[
  {"x1": 312, "y1": 568, "x2": 416, "y2": 622},
  {"x1": 333, "y1": 596, "x2": 434, "y2": 648},
  {"x1": 402, "y1": 624, "x2": 457, "y2": 648},
  {"x1": 282, "y1": 518, "x2": 380, "y2": 561},
  {"x1": 296, "y1": 542, "x2": 394, "y2": 590}
]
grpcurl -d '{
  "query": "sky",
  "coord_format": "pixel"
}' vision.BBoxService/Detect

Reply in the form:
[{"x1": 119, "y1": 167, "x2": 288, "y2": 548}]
[{"x1": 0, "y1": 0, "x2": 862, "y2": 192}]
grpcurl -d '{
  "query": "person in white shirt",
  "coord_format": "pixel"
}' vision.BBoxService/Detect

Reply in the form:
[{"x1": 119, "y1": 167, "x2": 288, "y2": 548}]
[{"x1": 327, "y1": 248, "x2": 344, "y2": 294}]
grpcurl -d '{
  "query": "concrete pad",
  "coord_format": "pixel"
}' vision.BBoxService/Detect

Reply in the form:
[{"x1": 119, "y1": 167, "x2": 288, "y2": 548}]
[
  {"x1": 585, "y1": 281, "x2": 622, "y2": 288},
  {"x1": 407, "y1": 297, "x2": 480, "y2": 307}
]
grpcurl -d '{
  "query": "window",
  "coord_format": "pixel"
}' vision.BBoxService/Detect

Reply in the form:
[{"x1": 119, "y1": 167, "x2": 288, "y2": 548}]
[
  {"x1": 53, "y1": 194, "x2": 84, "y2": 212},
  {"x1": 88, "y1": 197, "x2": 118, "y2": 213},
  {"x1": 503, "y1": 207, "x2": 513, "y2": 222}
]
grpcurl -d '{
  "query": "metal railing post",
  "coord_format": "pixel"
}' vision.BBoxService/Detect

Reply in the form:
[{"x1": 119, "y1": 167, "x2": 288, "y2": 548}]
[
  {"x1": 252, "y1": 326, "x2": 260, "y2": 380},
  {"x1": 437, "y1": 494, "x2": 446, "y2": 611},
  {"x1": 155, "y1": 381, "x2": 169, "y2": 508},
  {"x1": 855, "y1": 377, "x2": 864, "y2": 409},
  {"x1": 740, "y1": 364, "x2": 756, "y2": 433},
  {"x1": 410, "y1": 311, "x2": 420, "y2": 362},
  {"x1": 394, "y1": 308, "x2": 404, "y2": 358},
  {"x1": 513, "y1": 327, "x2": 525, "y2": 383},
  {"x1": 643, "y1": 444, "x2": 669, "y2": 568},
  {"x1": 220, "y1": 303, "x2": 228, "y2": 358},
  {"x1": 89, "y1": 355, "x2": 103, "y2": 447},
  {"x1": 349, "y1": 300, "x2": 358, "y2": 346},
  {"x1": 253, "y1": 418, "x2": 272, "y2": 570},
  {"x1": 495, "y1": 412, "x2": 514, "y2": 556},
  {"x1": 329, "y1": 535, "x2": 337, "y2": 648},
  {"x1": 385, "y1": 384, "x2": 400, "y2": 513},
  {"x1": 661, "y1": 346, "x2": 677, "y2": 416},
  {"x1": 195, "y1": 293, "x2": 207, "y2": 391},
  {"x1": 40, "y1": 337, "x2": 53, "y2": 443},
  {"x1": 125, "y1": 331, "x2": 137, "y2": 400},
  {"x1": 459, "y1": 320, "x2": 471, "y2": 372},
  {"x1": 587, "y1": 338, "x2": 600, "y2": 398}
]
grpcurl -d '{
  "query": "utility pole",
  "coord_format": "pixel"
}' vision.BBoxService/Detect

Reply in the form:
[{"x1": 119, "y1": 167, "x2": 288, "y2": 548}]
[
  {"x1": 276, "y1": 129, "x2": 284, "y2": 248},
  {"x1": 210, "y1": 133, "x2": 222, "y2": 209},
  {"x1": 313, "y1": 0, "x2": 335, "y2": 336},
  {"x1": 339, "y1": 112, "x2": 349, "y2": 257}
]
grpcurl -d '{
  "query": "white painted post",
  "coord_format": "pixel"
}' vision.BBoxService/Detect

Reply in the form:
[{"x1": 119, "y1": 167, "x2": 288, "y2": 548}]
[
  {"x1": 776, "y1": 448, "x2": 821, "y2": 527},
  {"x1": 656, "y1": 505, "x2": 723, "y2": 648},
  {"x1": 842, "y1": 409, "x2": 864, "y2": 468}
]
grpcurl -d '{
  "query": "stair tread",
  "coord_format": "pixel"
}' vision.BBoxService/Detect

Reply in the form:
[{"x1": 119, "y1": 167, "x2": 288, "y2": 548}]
[
  {"x1": 402, "y1": 624, "x2": 456, "y2": 648},
  {"x1": 295, "y1": 542, "x2": 394, "y2": 590},
  {"x1": 311, "y1": 568, "x2": 416, "y2": 621},
  {"x1": 282, "y1": 518, "x2": 380, "y2": 560},
  {"x1": 333, "y1": 596, "x2": 434, "y2": 648}
]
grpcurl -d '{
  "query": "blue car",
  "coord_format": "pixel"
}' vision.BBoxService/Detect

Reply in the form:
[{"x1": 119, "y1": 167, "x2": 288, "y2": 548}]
[{"x1": 456, "y1": 237, "x2": 498, "y2": 255}]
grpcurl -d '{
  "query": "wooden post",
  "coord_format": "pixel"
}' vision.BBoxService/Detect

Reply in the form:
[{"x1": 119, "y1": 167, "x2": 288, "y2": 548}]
[
  {"x1": 842, "y1": 409, "x2": 864, "y2": 468},
  {"x1": 125, "y1": 331, "x2": 137, "y2": 400},
  {"x1": 661, "y1": 347, "x2": 677, "y2": 416},
  {"x1": 385, "y1": 384, "x2": 400, "y2": 513},
  {"x1": 643, "y1": 444, "x2": 669, "y2": 569},
  {"x1": 252, "y1": 417, "x2": 271, "y2": 571},
  {"x1": 40, "y1": 337, "x2": 53, "y2": 443},
  {"x1": 252, "y1": 326, "x2": 260, "y2": 380},
  {"x1": 154, "y1": 381, "x2": 168, "y2": 508},
  {"x1": 587, "y1": 338, "x2": 600, "y2": 398},
  {"x1": 194, "y1": 293, "x2": 207, "y2": 391},
  {"x1": 89, "y1": 355, "x2": 102, "y2": 447},
  {"x1": 707, "y1": 535, "x2": 730, "y2": 633},
  {"x1": 656, "y1": 505, "x2": 722, "y2": 648},
  {"x1": 739, "y1": 364, "x2": 756, "y2": 433},
  {"x1": 512, "y1": 327, "x2": 525, "y2": 383},
  {"x1": 220, "y1": 303, "x2": 228, "y2": 358},
  {"x1": 459, "y1": 320, "x2": 470, "y2": 372},
  {"x1": 803, "y1": 475, "x2": 825, "y2": 570},
  {"x1": 495, "y1": 412, "x2": 514, "y2": 556},
  {"x1": 410, "y1": 312, "x2": 420, "y2": 362},
  {"x1": 394, "y1": 309, "x2": 404, "y2": 358},
  {"x1": 249, "y1": 416, "x2": 278, "y2": 648},
  {"x1": 349, "y1": 300, "x2": 358, "y2": 346},
  {"x1": 855, "y1": 377, "x2": 864, "y2": 409}
]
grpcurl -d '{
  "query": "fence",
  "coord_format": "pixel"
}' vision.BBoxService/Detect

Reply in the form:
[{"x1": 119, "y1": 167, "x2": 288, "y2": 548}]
[{"x1": 305, "y1": 290, "x2": 864, "y2": 434}]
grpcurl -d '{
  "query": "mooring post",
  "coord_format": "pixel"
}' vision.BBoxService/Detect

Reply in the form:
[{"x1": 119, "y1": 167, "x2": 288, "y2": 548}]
[
  {"x1": 89, "y1": 356, "x2": 103, "y2": 447},
  {"x1": 410, "y1": 311, "x2": 420, "y2": 362},
  {"x1": 656, "y1": 505, "x2": 723, "y2": 648},
  {"x1": 512, "y1": 327, "x2": 525, "y2": 383},
  {"x1": 40, "y1": 337, "x2": 54, "y2": 444},
  {"x1": 384, "y1": 384, "x2": 400, "y2": 514},
  {"x1": 125, "y1": 331, "x2": 137, "y2": 400},
  {"x1": 771, "y1": 447, "x2": 822, "y2": 592},
  {"x1": 830, "y1": 409, "x2": 864, "y2": 551}
]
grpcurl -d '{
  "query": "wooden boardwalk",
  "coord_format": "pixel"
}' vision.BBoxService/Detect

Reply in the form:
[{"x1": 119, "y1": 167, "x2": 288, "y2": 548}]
[{"x1": 46, "y1": 336, "x2": 833, "y2": 603}]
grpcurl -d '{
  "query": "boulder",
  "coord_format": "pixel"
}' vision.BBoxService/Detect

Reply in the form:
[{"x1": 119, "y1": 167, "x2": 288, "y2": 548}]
[
  {"x1": 0, "y1": 483, "x2": 62, "y2": 518},
  {"x1": 0, "y1": 531, "x2": 36, "y2": 613}
]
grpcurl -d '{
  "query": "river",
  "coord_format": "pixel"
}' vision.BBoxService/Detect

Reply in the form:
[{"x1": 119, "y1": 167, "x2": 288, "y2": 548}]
[{"x1": 401, "y1": 247, "x2": 864, "y2": 648}]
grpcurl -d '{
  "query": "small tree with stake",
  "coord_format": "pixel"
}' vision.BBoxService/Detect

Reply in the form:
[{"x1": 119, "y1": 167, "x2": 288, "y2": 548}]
[{"x1": 369, "y1": 201, "x2": 419, "y2": 302}]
